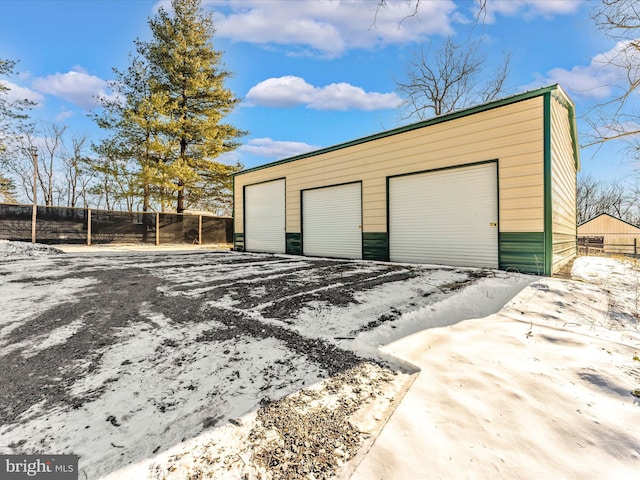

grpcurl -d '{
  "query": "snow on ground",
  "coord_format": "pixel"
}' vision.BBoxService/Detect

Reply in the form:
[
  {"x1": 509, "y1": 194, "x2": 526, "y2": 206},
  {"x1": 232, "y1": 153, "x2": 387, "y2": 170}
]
[
  {"x1": 0, "y1": 239, "x2": 63, "y2": 257},
  {"x1": 1, "y1": 243, "x2": 494, "y2": 479},
  {"x1": 351, "y1": 255, "x2": 640, "y2": 479},
  {"x1": 0, "y1": 241, "x2": 639, "y2": 479}
]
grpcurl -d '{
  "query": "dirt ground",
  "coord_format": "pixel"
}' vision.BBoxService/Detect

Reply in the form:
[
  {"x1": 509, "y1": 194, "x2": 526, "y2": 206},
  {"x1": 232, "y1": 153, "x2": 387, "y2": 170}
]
[{"x1": 0, "y1": 247, "x2": 492, "y2": 478}]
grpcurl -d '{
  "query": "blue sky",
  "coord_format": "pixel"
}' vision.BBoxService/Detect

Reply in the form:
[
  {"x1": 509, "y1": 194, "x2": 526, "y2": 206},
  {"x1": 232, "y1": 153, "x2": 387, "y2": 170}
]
[{"x1": 0, "y1": 0, "x2": 635, "y2": 183}]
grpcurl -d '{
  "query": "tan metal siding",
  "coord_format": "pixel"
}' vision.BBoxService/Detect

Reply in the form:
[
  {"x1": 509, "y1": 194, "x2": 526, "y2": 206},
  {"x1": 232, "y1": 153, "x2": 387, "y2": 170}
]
[
  {"x1": 234, "y1": 96, "x2": 546, "y2": 236},
  {"x1": 579, "y1": 214, "x2": 640, "y2": 253},
  {"x1": 550, "y1": 95, "x2": 578, "y2": 272},
  {"x1": 579, "y1": 214, "x2": 640, "y2": 235}
]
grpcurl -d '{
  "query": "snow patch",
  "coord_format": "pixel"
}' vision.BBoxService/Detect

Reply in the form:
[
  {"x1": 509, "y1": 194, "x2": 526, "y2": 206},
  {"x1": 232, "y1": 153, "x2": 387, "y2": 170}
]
[{"x1": 0, "y1": 239, "x2": 63, "y2": 257}]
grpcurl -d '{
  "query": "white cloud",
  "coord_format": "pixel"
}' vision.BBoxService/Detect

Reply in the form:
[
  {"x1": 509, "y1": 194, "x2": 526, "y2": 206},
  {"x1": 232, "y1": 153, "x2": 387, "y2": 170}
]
[
  {"x1": 31, "y1": 66, "x2": 113, "y2": 109},
  {"x1": 207, "y1": 0, "x2": 458, "y2": 57},
  {"x1": 245, "y1": 76, "x2": 401, "y2": 111},
  {"x1": 541, "y1": 66, "x2": 614, "y2": 99},
  {"x1": 55, "y1": 110, "x2": 75, "y2": 123},
  {"x1": 477, "y1": 0, "x2": 581, "y2": 23},
  {"x1": 159, "y1": 0, "x2": 579, "y2": 58},
  {"x1": 309, "y1": 82, "x2": 401, "y2": 110},
  {"x1": 246, "y1": 76, "x2": 316, "y2": 107},
  {"x1": 527, "y1": 40, "x2": 640, "y2": 99},
  {"x1": 0, "y1": 80, "x2": 44, "y2": 106},
  {"x1": 240, "y1": 137, "x2": 319, "y2": 159}
]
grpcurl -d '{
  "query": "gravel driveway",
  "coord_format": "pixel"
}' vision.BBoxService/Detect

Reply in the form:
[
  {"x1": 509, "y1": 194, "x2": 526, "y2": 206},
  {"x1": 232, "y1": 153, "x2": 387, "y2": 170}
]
[{"x1": 0, "y1": 248, "x2": 496, "y2": 478}]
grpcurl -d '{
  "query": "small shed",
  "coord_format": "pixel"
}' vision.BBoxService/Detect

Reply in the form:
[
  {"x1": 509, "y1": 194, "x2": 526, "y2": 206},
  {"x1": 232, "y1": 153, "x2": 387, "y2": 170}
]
[
  {"x1": 233, "y1": 84, "x2": 580, "y2": 275},
  {"x1": 578, "y1": 213, "x2": 640, "y2": 255}
]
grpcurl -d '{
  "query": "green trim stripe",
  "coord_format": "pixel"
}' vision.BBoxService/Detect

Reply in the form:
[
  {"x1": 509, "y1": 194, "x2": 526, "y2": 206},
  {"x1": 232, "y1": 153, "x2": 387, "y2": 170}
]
[
  {"x1": 233, "y1": 232, "x2": 245, "y2": 251},
  {"x1": 232, "y1": 175, "x2": 236, "y2": 230},
  {"x1": 543, "y1": 93, "x2": 553, "y2": 276},
  {"x1": 363, "y1": 232, "x2": 388, "y2": 261},
  {"x1": 235, "y1": 84, "x2": 568, "y2": 177},
  {"x1": 286, "y1": 233, "x2": 302, "y2": 255},
  {"x1": 499, "y1": 232, "x2": 545, "y2": 275}
]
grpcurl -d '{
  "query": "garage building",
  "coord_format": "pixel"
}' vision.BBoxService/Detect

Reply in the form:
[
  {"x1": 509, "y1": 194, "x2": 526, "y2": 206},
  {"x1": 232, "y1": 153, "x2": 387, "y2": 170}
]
[
  {"x1": 233, "y1": 84, "x2": 579, "y2": 276},
  {"x1": 578, "y1": 213, "x2": 640, "y2": 256}
]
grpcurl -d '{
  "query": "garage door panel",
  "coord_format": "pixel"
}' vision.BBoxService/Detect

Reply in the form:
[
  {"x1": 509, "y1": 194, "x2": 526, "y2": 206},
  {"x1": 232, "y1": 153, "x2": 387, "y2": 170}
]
[
  {"x1": 389, "y1": 163, "x2": 498, "y2": 268},
  {"x1": 303, "y1": 183, "x2": 362, "y2": 259},
  {"x1": 245, "y1": 179, "x2": 285, "y2": 253}
]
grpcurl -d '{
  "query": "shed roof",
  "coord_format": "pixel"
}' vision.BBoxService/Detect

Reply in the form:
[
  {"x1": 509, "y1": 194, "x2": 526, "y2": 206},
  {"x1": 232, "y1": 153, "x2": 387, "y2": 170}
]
[
  {"x1": 578, "y1": 213, "x2": 640, "y2": 233},
  {"x1": 235, "y1": 84, "x2": 579, "y2": 176}
]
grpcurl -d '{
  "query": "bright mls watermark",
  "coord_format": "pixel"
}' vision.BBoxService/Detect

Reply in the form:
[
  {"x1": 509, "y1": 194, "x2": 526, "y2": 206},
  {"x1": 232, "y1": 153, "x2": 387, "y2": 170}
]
[{"x1": 0, "y1": 455, "x2": 78, "y2": 479}]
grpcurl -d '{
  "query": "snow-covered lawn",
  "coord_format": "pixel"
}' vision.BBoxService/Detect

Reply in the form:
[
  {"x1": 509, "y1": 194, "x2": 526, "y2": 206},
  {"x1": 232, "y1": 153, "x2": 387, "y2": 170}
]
[
  {"x1": 0, "y1": 240, "x2": 638, "y2": 479},
  {"x1": 352, "y1": 255, "x2": 640, "y2": 479}
]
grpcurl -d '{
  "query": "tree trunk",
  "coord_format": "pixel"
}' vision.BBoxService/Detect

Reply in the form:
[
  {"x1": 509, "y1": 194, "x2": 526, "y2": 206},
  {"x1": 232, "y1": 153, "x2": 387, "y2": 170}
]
[
  {"x1": 142, "y1": 183, "x2": 150, "y2": 242},
  {"x1": 177, "y1": 179, "x2": 185, "y2": 213},
  {"x1": 177, "y1": 138, "x2": 188, "y2": 213}
]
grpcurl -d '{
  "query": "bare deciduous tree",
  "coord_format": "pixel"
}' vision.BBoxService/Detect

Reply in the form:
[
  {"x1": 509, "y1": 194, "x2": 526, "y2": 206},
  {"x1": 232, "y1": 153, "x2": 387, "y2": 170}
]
[
  {"x1": 375, "y1": 2, "x2": 507, "y2": 121},
  {"x1": 577, "y1": 175, "x2": 602, "y2": 224},
  {"x1": 585, "y1": 0, "x2": 640, "y2": 150},
  {"x1": 6, "y1": 123, "x2": 90, "y2": 208},
  {"x1": 577, "y1": 174, "x2": 640, "y2": 224},
  {"x1": 6, "y1": 133, "x2": 41, "y2": 204},
  {"x1": 396, "y1": 37, "x2": 511, "y2": 120},
  {"x1": 0, "y1": 58, "x2": 35, "y2": 156},
  {"x1": 1, "y1": 57, "x2": 35, "y2": 202},
  {"x1": 39, "y1": 123, "x2": 66, "y2": 206},
  {"x1": 374, "y1": 0, "x2": 489, "y2": 28},
  {"x1": 62, "y1": 135, "x2": 93, "y2": 208},
  {"x1": 90, "y1": 139, "x2": 140, "y2": 212}
]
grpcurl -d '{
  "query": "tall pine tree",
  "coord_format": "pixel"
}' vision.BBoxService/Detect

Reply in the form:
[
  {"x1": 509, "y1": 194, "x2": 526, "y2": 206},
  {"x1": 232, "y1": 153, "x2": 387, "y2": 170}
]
[
  {"x1": 1, "y1": 58, "x2": 34, "y2": 202},
  {"x1": 138, "y1": 0, "x2": 245, "y2": 213},
  {"x1": 94, "y1": 55, "x2": 171, "y2": 215},
  {"x1": 1, "y1": 58, "x2": 35, "y2": 153}
]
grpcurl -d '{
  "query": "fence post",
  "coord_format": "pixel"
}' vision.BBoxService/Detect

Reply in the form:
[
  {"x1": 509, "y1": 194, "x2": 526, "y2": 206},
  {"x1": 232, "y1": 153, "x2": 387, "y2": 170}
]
[
  {"x1": 87, "y1": 208, "x2": 92, "y2": 246},
  {"x1": 31, "y1": 203, "x2": 37, "y2": 244},
  {"x1": 198, "y1": 215, "x2": 202, "y2": 245},
  {"x1": 31, "y1": 148, "x2": 38, "y2": 244},
  {"x1": 156, "y1": 212, "x2": 160, "y2": 246},
  {"x1": 635, "y1": 238, "x2": 637, "y2": 257}
]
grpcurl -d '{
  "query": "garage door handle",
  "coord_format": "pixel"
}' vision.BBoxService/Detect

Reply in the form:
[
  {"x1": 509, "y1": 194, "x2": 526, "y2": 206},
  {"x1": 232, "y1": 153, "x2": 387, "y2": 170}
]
[{"x1": 490, "y1": 222, "x2": 498, "y2": 227}]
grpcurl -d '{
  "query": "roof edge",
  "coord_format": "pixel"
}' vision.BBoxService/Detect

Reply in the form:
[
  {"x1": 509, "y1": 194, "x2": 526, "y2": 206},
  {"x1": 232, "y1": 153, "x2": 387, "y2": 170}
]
[
  {"x1": 235, "y1": 84, "x2": 566, "y2": 177},
  {"x1": 550, "y1": 85, "x2": 580, "y2": 172},
  {"x1": 578, "y1": 212, "x2": 640, "y2": 230}
]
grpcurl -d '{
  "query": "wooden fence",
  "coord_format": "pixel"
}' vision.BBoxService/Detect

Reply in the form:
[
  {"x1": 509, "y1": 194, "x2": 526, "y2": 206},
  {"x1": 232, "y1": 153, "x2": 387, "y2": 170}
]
[{"x1": 578, "y1": 236, "x2": 638, "y2": 257}]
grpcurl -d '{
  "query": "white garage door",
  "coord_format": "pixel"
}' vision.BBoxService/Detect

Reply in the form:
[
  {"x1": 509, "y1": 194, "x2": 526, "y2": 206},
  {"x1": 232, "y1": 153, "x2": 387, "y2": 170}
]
[
  {"x1": 389, "y1": 163, "x2": 498, "y2": 267},
  {"x1": 303, "y1": 183, "x2": 362, "y2": 259},
  {"x1": 245, "y1": 179, "x2": 285, "y2": 253}
]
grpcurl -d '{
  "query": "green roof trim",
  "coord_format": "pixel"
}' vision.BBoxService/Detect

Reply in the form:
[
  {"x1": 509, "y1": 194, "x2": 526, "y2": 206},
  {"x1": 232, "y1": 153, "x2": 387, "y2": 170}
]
[
  {"x1": 551, "y1": 87, "x2": 581, "y2": 171},
  {"x1": 235, "y1": 84, "x2": 578, "y2": 177}
]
